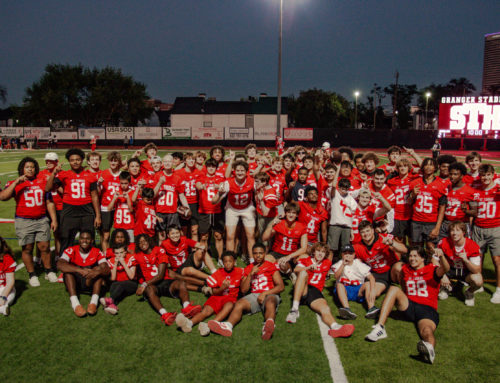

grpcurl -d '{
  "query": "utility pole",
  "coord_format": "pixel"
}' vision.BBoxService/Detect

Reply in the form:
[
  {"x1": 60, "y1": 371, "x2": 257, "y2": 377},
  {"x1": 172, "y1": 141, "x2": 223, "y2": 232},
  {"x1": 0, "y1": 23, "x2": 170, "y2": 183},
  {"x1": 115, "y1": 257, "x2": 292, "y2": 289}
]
[{"x1": 391, "y1": 70, "x2": 399, "y2": 130}]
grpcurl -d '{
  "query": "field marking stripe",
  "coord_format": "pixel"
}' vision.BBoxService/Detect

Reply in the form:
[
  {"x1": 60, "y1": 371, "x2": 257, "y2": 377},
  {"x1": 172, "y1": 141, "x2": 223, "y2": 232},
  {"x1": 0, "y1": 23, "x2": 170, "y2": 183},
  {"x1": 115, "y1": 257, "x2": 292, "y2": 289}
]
[
  {"x1": 0, "y1": 218, "x2": 15, "y2": 223},
  {"x1": 316, "y1": 314, "x2": 349, "y2": 383}
]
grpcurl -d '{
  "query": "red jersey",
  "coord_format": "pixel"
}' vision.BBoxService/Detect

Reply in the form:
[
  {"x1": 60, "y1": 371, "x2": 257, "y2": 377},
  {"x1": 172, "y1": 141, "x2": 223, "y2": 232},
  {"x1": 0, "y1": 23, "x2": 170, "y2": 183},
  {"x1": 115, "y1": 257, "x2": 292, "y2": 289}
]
[
  {"x1": 113, "y1": 191, "x2": 135, "y2": 230},
  {"x1": 134, "y1": 246, "x2": 170, "y2": 282},
  {"x1": 100, "y1": 169, "x2": 122, "y2": 210},
  {"x1": 298, "y1": 201, "x2": 329, "y2": 243},
  {"x1": 368, "y1": 182, "x2": 396, "y2": 212},
  {"x1": 206, "y1": 267, "x2": 245, "y2": 298},
  {"x1": 176, "y1": 168, "x2": 202, "y2": 204},
  {"x1": 387, "y1": 174, "x2": 418, "y2": 221},
  {"x1": 317, "y1": 175, "x2": 333, "y2": 207},
  {"x1": 7, "y1": 176, "x2": 48, "y2": 219},
  {"x1": 215, "y1": 162, "x2": 228, "y2": 179},
  {"x1": 296, "y1": 257, "x2": 332, "y2": 291},
  {"x1": 473, "y1": 185, "x2": 500, "y2": 228},
  {"x1": 161, "y1": 236, "x2": 197, "y2": 271},
  {"x1": 38, "y1": 169, "x2": 63, "y2": 210},
  {"x1": 243, "y1": 261, "x2": 280, "y2": 293},
  {"x1": 61, "y1": 246, "x2": 106, "y2": 268},
  {"x1": 340, "y1": 175, "x2": 362, "y2": 191},
  {"x1": 463, "y1": 173, "x2": 482, "y2": 189},
  {"x1": 291, "y1": 169, "x2": 318, "y2": 187},
  {"x1": 351, "y1": 204, "x2": 377, "y2": 243},
  {"x1": 197, "y1": 174, "x2": 225, "y2": 214},
  {"x1": 140, "y1": 159, "x2": 156, "y2": 176},
  {"x1": 379, "y1": 163, "x2": 397, "y2": 177},
  {"x1": 438, "y1": 237, "x2": 481, "y2": 270},
  {"x1": 271, "y1": 220, "x2": 307, "y2": 255},
  {"x1": 134, "y1": 200, "x2": 157, "y2": 237},
  {"x1": 401, "y1": 263, "x2": 440, "y2": 310},
  {"x1": 105, "y1": 243, "x2": 136, "y2": 259},
  {"x1": 354, "y1": 234, "x2": 398, "y2": 274},
  {"x1": 57, "y1": 169, "x2": 97, "y2": 206},
  {"x1": 153, "y1": 172, "x2": 183, "y2": 214},
  {"x1": 130, "y1": 173, "x2": 155, "y2": 196},
  {"x1": 445, "y1": 184, "x2": 475, "y2": 222},
  {"x1": 226, "y1": 176, "x2": 254, "y2": 210},
  {"x1": 410, "y1": 177, "x2": 448, "y2": 223},
  {"x1": 256, "y1": 187, "x2": 279, "y2": 218},
  {"x1": 268, "y1": 169, "x2": 287, "y2": 204},
  {"x1": 107, "y1": 253, "x2": 137, "y2": 282},
  {"x1": 0, "y1": 254, "x2": 16, "y2": 287}
]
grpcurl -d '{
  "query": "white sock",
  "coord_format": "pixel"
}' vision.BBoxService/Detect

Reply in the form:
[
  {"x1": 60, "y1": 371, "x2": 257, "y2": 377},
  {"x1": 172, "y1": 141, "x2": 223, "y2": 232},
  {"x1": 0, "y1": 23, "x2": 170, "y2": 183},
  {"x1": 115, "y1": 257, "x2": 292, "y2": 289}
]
[
  {"x1": 187, "y1": 319, "x2": 193, "y2": 327},
  {"x1": 70, "y1": 296, "x2": 80, "y2": 310},
  {"x1": 496, "y1": 287, "x2": 500, "y2": 293},
  {"x1": 90, "y1": 294, "x2": 99, "y2": 306},
  {"x1": 330, "y1": 322, "x2": 342, "y2": 330},
  {"x1": 225, "y1": 322, "x2": 233, "y2": 329},
  {"x1": 159, "y1": 308, "x2": 167, "y2": 315},
  {"x1": 183, "y1": 301, "x2": 190, "y2": 309},
  {"x1": 292, "y1": 300, "x2": 300, "y2": 311}
]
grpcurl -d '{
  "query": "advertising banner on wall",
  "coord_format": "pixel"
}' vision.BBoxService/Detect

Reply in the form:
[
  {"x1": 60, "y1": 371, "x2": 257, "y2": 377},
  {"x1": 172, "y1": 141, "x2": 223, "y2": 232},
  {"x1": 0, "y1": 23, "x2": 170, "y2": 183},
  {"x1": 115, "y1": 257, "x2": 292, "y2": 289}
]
[
  {"x1": 0, "y1": 127, "x2": 24, "y2": 137},
  {"x1": 283, "y1": 127, "x2": 313, "y2": 141},
  {"x1": 192, "y1": 126, "x2": 224, "y2": 140},
  {"x1": 253, "y1": 126, "x2": 276, "y2": 140},
  {"x1": 52, "y1": 131, "x2": 78, "y2": 140},
  {"x1": 134, "y1": 127, "x2": 162, "y2": 140},
  {"x1": 162, "y1": 127, "x2": 192, "y2": 139},
  {"x1": 23, "y1": 127, "x2": 51, "y2": 139},
  {"x1": 78, "y1": 128, "x2": 106, "y2": 140},
  {"x1": 224, "y1": 127, "x2": 253, "y2": 140},
  {"x1": 106, "y1": 126, "x2": 134, "y2": 139}
]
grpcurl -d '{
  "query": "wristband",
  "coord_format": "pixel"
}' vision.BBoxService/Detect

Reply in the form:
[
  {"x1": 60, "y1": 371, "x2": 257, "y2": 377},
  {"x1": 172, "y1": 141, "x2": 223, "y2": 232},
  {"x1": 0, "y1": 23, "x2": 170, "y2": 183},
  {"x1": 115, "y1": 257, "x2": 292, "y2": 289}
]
[{"x1": 141, "y1": 282, "x2": 148, "y2": 288}]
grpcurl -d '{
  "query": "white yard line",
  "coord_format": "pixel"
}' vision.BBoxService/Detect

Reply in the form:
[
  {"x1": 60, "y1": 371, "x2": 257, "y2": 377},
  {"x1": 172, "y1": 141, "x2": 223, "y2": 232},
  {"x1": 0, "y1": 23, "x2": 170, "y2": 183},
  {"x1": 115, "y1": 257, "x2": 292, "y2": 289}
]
[{"x1": 316, "y1": 314, "x2": 349, "y2": 383}]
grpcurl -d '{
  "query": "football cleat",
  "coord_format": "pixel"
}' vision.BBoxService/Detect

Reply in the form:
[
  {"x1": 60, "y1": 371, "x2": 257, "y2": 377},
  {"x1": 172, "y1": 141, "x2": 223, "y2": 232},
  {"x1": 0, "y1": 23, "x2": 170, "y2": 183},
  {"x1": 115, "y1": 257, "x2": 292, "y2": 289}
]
[
  {"x1": 45, "y1": 272, "x2": 59, "y2": 283},
  {"x1": 365, "y1": 324, "x2": 387, "y2": 342},
  {"x1": 286, "y1": 309, "x2": 300, "y2": 324},
  {"x1": 261, "y1": 318, "x2": 275, "y2": 340},
  {"x1": 161, "y1": 312, "x2": 177, "y2": 326},
  {"x1": 338, "y1": 307, "x2": 357, "y2": 320},
  {"x1": 29, "y1": 276, "x2": 40, "y2": 287},
  {"x1": 208, "y1": 320, "x2": 233, "y2": 337},
  {"x1": 175, "y1": 313, "x2": 193, "y2": 333},
  {"x1": 181, "y1": 302, "x2": 202, "y2": 318},
  {"x1": 328, "y1": 324, "x2": 355, "y2": 338},
  {"x1": 198, "y1": 322, "x2": 210, "y2": 336},
  {"x1": 490, "y1": 291, "x2": 500, "y2": 304},
  {"x1": 417, "y1": 340, "x2": 435, "y2": 364}
]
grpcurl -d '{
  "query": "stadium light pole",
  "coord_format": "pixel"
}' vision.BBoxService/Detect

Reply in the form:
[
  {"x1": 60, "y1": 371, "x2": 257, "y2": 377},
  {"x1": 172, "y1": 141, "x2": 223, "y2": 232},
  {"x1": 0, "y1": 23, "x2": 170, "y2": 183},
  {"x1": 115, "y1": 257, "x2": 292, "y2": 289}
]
[
  {"x1": 354, "y1": 91, "x2": 360, "y2": 129},
  {"x1": 276, "y1": 0, "x2": 283, "y2": 138},
  {"x1": 425, "y1": 92, "x2": 431, "y2": 129}
]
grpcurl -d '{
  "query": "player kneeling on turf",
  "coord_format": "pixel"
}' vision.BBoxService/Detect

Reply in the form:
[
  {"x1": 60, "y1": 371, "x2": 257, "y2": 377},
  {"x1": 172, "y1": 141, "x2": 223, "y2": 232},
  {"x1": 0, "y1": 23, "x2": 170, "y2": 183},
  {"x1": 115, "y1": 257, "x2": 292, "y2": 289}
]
[
  {"x1": 176, "y1": 251, "x2": 244, "y2": 335},
  {"x1": 286, "y1": 242, "x2": 354, "y2": 338},
  {"x1": 208, "y1": 243, "x2": 284, "y2": 340},
  {"x1": 365, "y1": 246, "x2": 450, "y2": 364},
  {"x1": 0, "y1": 236, "x2": 17, "y2": 316},
  {"x1": 134, "y1": 234, "x2": 201, "y2": 326},
  {"x1": 57, "y1": 230, "x2": 110, "y2": 317}
]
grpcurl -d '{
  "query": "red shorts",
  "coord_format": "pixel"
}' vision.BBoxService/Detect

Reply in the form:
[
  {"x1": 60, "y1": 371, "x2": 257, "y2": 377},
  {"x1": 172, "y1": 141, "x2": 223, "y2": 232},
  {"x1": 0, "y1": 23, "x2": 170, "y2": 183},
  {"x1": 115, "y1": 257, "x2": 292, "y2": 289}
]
[{"x1": 204, "y1": 295, "x2": 237, "y2": 314}]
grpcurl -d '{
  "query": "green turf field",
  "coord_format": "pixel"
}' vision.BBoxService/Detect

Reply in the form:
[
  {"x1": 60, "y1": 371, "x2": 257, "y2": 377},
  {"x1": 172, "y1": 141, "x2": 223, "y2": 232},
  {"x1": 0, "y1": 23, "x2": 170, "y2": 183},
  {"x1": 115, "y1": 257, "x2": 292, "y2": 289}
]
[{"x1": 0, "y1": 149, "x2": 499, "y2": 383}]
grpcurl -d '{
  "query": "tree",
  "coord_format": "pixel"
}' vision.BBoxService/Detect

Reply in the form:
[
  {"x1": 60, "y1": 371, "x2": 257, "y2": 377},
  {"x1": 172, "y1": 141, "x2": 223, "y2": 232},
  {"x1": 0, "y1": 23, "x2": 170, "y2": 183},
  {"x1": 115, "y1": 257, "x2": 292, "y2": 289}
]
[
  {"x1": 288, "y1": 88, "x2": 351, "y2": 129},
  {"x1": 384, "y1": 83, "x2": 418, "y2": 129},
  {"x1": 445, "y1": 77, "x2": 476, "y2": 97},
  {"x1": 17, "y1": 64, "x2": 152, "y2": 126},
  {"x1": 0, "y1": 85, "x2": 7, "y2": 105}
]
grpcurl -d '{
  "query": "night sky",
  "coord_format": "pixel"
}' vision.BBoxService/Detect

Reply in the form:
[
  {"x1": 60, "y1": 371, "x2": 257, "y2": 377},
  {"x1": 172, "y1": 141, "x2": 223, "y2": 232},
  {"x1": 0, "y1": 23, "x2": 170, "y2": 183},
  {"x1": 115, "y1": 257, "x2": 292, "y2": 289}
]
[{"x1": 1, "y1": 0, "x2": 499, "y2": 107}]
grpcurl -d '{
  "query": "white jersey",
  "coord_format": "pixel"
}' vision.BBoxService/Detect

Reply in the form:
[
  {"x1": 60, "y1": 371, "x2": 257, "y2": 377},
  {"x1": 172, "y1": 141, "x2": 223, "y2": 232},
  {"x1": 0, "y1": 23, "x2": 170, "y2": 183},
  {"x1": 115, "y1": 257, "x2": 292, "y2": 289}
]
[
  {"x1": 332, "y1": 258, "x2": 371, "y2": 286},
  {"x1": 328, "y1": 192, "x2": 358, "y2": 226}
]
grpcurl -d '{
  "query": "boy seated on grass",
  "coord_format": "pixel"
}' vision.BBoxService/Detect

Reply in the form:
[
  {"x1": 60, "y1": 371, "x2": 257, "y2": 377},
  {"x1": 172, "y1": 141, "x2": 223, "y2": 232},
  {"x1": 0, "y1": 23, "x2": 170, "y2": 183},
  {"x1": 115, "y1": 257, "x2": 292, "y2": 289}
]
[
  {"x1": 333, "y1": 244, "x2": 376, "y2": 320},
  {"x1": 208, "y1": 243, "x2": 284, "y2": 340},
  {"x1": 286, "y1": 242, "x2": 354, "y2": 338},
  {"x1": 175, "y1": 251, "x2": 245, "y2": 335},
  {"x1": 0, "y1": 236, "x2": 16, "y2": 316}
]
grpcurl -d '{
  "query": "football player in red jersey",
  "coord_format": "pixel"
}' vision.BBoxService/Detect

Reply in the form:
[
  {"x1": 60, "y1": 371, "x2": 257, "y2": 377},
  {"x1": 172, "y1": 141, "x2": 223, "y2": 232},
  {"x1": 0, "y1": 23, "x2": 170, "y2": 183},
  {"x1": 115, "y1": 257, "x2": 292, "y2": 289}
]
[
  {"x1": 209, "y1": 145, "x2": 227, "y2": 178},
  {"x1": 438, "y1": 221, "x2": 483, "y2": 306},
  {"x1": 132, "y1": 142, "x2": 159, "y2": 175},
  {"x1": 175, "y1": 251, "x2": 245, "y2": 335},
  {"x1": 365, "y1": 246, "x2": 450, "y2": 365},
  {"x1": 0, "y1": 157, "x2": 58, "y2": 286},
  {"x1": 262, "y1": 202, "x2": 308, "y2": 275},
  {"x1": 0, "y1": 236, "x2": 17, "y2": 316},
  {"x1": 244, "y1": 143, "x2": 258, "y2": 172},
  {"x1": 472, "y1": 164, "x2": 500, "y2": 303},
  {"x1": 286, "y1": 243, "x2": 355, "y2": 338},
  {"x1": 463, "y1": 151, "x2": 482, "y2": 188},
  {"x1": 108, "y1": 172, "x2": 135, "y2": 242},
  {"x1": 298, "y1": 186, "x2": 329, "y2": 245},
  {"x1": 360, "y1": 152, "x2": 379, "y2": 180},
  {"x1": 98, "y1": 151, "x2": 123, "y2": 253},
  {"x1": 132, "y1": 186, "x2": 159, "y2": 239},
  {"x1": 57, "y1": 230, "x2": 110, "y2": 317},
  {"x1": 379, "y1": 146, "x2": 402, "y2": 177},
  {"x1": 127, "y1": 157, "x2": 153, "y2": 192},
  {"x1": 267, "y1": 157, "x2": 287, "y2": 210},
  {"x1": 208, "y1": 243, "x2": 284, "y2": 340},
  {"x1": 254, "y1": 172, "x2": 280, "y2": 244},
  {"x1": 86, "y1": 151, "x2": 102, "y2": 178},
  {"x1": 436, "y1": 154, "x2": 457, "y2": 184},
  {"x1": 46, "y1": 149, "x2": 101, "y2": 255},
  {"x1": 134, "y1": 234, "x2": 201, "y2": 326}
]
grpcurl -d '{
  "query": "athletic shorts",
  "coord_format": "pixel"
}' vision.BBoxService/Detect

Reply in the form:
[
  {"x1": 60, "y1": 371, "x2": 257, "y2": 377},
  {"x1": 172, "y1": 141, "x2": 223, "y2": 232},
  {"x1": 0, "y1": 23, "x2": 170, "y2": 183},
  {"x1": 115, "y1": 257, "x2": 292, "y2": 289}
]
[
  {"x1": 156, "y1": 213, "x2": 180, "y2": 232},
  {"x1": 176, "y1": 253, "x2": 200, "y2": 274},
  {"x1": 204, "y1": 295, "x2": 237, "y2": 314},
  {"x1": 327, "y1": 225, "x2": 351, "y2": 251},
  {"x1": 300, "y1": 285, "x2": 324, "y2": 307},
  {"x1": 373, "y1": 270, "x2": 391, "y2": 288},
  {"x1": 60, "y1": 204, "x2": 95, "y2": 238},
  {"x1": 334, "y1": 284, "x2": 364, "y2": 303},
  {"x1": 180, "y1": 203, "x2": 200, "y2": 226},
  {"x1": 401, "y1": 300, "x2": 439, "y2": 327},
  {"x1": 101, "y1": 210, "x2": 115, "y2": 232},
  {"x1": 392, "y1": 219, "x2": 410, "y2": 239},
  {"x1": 410, "y1": 221, "x2": 438, "y2": 244},
  {"x1": 156, "y1": 279, "x2": 178, "y2": 298},
  {"x1": 242, "y1": 292, "x2": 281, "y2": 315},
  {"x1": 446, "y1": 267, "x2": 470, "y2": 282},
  {"x1": 471, "y1": 225, "x2": 500, "y2": 257},
  {"x1": 198, "y1": 212, "x2": 225, "y2": 234},
  {"x1": 225, "y1": 205, "x2": 256, "y2": 228},
  {"x1": 15, "y1": 216, "x2": 51, "y2": 246},
  {"x1": 269, "y1": 251, "x2": 288, "y2": 260},
  {"x1": 68, "y1": 272, "x2": 94, "y2": 293}
]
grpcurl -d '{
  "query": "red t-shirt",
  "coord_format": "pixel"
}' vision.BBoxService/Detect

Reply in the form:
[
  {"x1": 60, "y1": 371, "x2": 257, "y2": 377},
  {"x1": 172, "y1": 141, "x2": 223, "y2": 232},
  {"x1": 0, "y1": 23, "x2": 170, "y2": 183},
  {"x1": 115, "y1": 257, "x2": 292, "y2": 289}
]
[
  {"x1": 197, "y1": 174, "x2": 225, "y2": 214},
  {"x1": 243, "y1": 261, "x2": 280, "y2": 293},
  {"x1": 153, "y1": 172, "x2": 183, "y2": 214},
  {"x1": 176, "y1": 168, "x2": 203, "y2": 204},
  {"x1": 99, "y1": 169, "x2": 122, "y2": 210},
  {"x1": 6, "y1": 176, "x2": 48, "y2": 218},
  {"x1": 161, "y1": 237, "x2": 197, "y2": 271},
  {"x1": 226, "y1": 176, "x2": 254, "y2": 210},
  {"x1": 107, "y1": 253, "x2": 137, "y2": 282},
  {"x1": 61, "y1": 246, "x2": 106, "y2": 268},
  {"x1": 296, "y1": 257, "x2": 332, "y2": 291},
  {"x1": 473, "y1": 185, "x2": 500, "y2": 228},
  {"x1": 0, "y1": 254, "x2": 17, "y2": 287},
  {"x1": 271, "y1": 220, "x2": 307, "y2": 255},
  {"x1": 444, "y1": 184, "x2": 475, "y2": 222},
  {"x1": 401, "y1": 263, "x2": 440, "y2": 310},
  {"x1": 410, "y1": 177, "x2": 448, "y2": 223},
  {"x1": 134, "y1": 246, "x2": 170, "y2": 282},
  {"x1": 113, "y1": 191, "x2": 135, "y2": 230},
  {"x1": 206, "y1": 267, "x2": 245, "y2": 298},
  {"x1": 438, "y1": 237, "x2": 481, "y2": 270},
  {"x1": 57, "y1": 169, "x2": 97, "y2": 206},
  {"x1": 134, "y1": 200, "x2": 157, "y2": 237},
  {"x1": 298, "y1": 201, "x2": 329, "y2": 243},
  {"x1": 354, "y1": 234, "x2": 398, "y2": 274}
]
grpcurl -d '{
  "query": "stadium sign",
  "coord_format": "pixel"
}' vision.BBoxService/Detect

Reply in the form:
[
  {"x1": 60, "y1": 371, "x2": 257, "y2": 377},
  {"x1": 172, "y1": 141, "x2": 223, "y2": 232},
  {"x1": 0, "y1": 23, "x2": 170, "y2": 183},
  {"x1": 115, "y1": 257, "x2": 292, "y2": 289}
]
[
  {"x1": 162, "y1": 127, "x2": 191, "y2": 139},
  {"x1": 283, "y1": 127, "x2": 313, "y2": 141}
]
